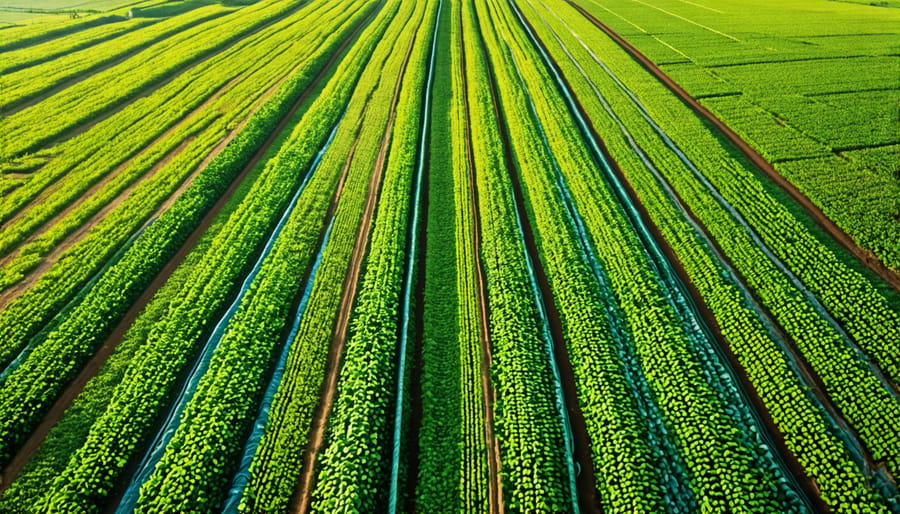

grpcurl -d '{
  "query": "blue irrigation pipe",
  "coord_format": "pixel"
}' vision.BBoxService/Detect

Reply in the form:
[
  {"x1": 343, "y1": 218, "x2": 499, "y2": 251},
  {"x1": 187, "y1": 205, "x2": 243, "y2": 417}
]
[
  {"x1": 221, "y1": 214, "x2": 336, "y2": 513},
  {"x1": 387, "y1": 0, "x2": 441, "y2": 511},
  {"x1": 521, "y1": 2, "x2": 900, "y2": 503},
  {"x1": 115, "y1": 120, "x2": 342, "y2": 514}
]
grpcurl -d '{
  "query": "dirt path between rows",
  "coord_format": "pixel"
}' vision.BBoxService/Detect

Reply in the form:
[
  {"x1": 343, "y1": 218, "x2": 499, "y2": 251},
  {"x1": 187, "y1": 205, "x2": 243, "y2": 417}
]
[
  {"x1": 471, "y1": 4, "x2": 598, "y2": 511},
  {"x1": 288, "y1": 30, "x2": 416, "y2": 514},
  {"x1": 566, "y1": 0, "x2": 900, "y2": 292},
  {"x1": 0, "y1": 21, "x2": 366, "y2": 493},
  {"x1": 517, "y1": 5, "x2": 831, "y2": 505},
  {"x1": 458, "y1": 8, "x2": 504, "y2": 513}
]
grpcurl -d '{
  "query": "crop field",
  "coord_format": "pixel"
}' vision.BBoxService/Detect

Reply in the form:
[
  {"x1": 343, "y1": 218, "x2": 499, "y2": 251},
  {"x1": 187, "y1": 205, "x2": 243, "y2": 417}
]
[{"x1": 0, "y1": 0, "x2": 897, "y2": 512}]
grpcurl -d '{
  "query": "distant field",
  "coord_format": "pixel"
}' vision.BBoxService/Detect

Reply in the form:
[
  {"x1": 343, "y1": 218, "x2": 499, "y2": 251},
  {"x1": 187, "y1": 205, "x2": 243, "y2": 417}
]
[
  {"x1": 579, "y1": 0, "x2": 900, "y2": 269},
  {"x1": 0, "y1": 0, "x2": 143, "y2": 24}
]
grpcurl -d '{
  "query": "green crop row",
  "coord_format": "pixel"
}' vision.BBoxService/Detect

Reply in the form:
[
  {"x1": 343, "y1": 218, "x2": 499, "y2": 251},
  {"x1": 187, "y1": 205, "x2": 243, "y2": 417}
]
[
  {"x1": 773, "y1": 149, "x2": 900, "y2": 270},
  {"x1": 575, "y1": 0, "x2": 900, "y2": 270},
  {"x1": 526, "y1": 0, "x2": 894, "y2": 509},
  {"x1": 544, "y1": 0, "x2": 900, "y2": 478},
  {"x1": 0, "y1": 17, "x2": 155, "y2": 75},
  {"x1": 0, "y1": 0, "x2": 363, "y2": 370},
  {"x1": 34, "y1": 7, "x2": 378, "y2": 509},
  {"x1": 132, "y1": 2, "x2": 407, "y2": 512},
  {"x1": 0, "y1": 194, "x2": 227, "y2": 513},
  {"x1": 29, "y1": 9, "x2": 382, "y2": 511},
  {"x1": 459, "y1": 1, "x2": 580, "y2": 510},
  {"x1": 0, "y1": 14, "x2": 120, "y2": 53},
  {"x1": 479, "y1": 1, "x2": 675, "y2": 511},
  {"x1": 0, "y1": 0, "x2": 298, "y2": 160},
  {"x1": 310, "y1": 2, "x2": 436, "y2": 511},
  {"x1": 232, "y1": 2, "x2": 428, "y2": 511},
  {"x1": 490, "y1": 0, "x2": 803, "y2": 511},
  {"x1": 0, "y1": 6, "x2": 227, "y2": 111},
  {"x1": 0, "y1": 1, "x2": 301, "y2": 226},
  {"x1": 133, "y1": 32, "x2": 375, "y2": 514},
  {"x1": 0, "y1": 1, "x2": 369, "y2": 481},
  {"x1": 415, "y1": 1, "x2": 489, "y2": 510},
  {"x1": 0, "y1": 18, "x2": 369, "y2": 505}
]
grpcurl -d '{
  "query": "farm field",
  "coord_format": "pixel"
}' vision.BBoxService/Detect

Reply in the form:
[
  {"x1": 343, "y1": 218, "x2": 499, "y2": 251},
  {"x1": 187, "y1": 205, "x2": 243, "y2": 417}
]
[
  {"x1": 0, "y1": 0, "x2": 170, "y2": 25},
  {"x1": 0, "y1": 0, "x2": 897, "y2": 512},
  {"x1": 574, "y1": 0, "x2": 900, "y2": 269}
]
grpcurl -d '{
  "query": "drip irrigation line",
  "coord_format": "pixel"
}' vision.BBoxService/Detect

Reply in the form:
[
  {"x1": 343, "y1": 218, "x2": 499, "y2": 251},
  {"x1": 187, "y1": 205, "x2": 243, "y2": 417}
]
[
  {"x1": 387, "y1": 1, "x2": 441, "y2": 511},
  {"x1": 115, "y1": 119, "x2": 342, "y2": 513}
]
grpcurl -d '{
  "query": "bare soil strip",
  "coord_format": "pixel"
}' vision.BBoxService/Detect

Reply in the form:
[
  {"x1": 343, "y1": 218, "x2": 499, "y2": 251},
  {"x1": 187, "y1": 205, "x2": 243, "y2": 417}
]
[
  {"x1": 0, "y1": 24, "x2": 366, "y2": 493},
  {"x1": 567, "y1": 0, "x2": 900, "y2": 291},
  {"x1": 471, "y1": 5, "x2": 598, "y2": 511},
  {"x1": 0, "y1": 134, "x2": 192, "y2": 311},
  {"x1": 458, "y1": 8, "x2": 504, "y2": 512},
  {"x1": 288, "y1": 32, "x2": 416, "y2": 514}
]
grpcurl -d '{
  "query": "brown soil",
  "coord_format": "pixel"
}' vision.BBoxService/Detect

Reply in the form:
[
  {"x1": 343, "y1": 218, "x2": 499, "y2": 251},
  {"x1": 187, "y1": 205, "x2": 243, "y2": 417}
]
[
  {"x1": 471, "y1": 4, "x2": 599, "y2": 511},
  {"x1": 0, "y1": 22, "x2": 363, "y2": 494},
  {"x1": 458, "y1": 8, "x2": 504, "y2": 513},
  {"x1": 566, "y1": 0, "x2": 900, "y2": 292},
  {"x1": 288, "y1": 27, "x2": 416, "y2": 514}
]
